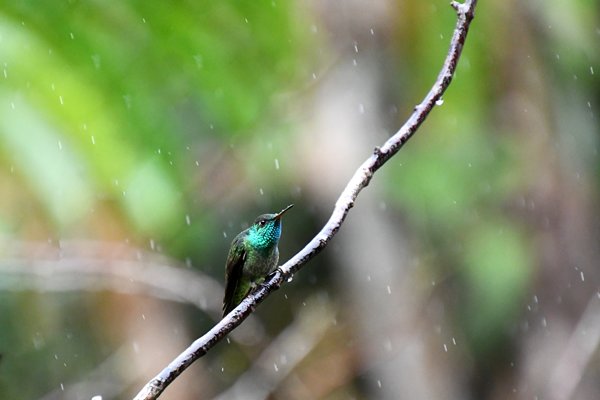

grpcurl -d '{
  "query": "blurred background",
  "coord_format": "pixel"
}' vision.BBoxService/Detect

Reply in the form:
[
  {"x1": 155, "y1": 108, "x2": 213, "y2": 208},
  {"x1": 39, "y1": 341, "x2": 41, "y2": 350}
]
[{"x1": 0, "y1": 0, "x2": 598, "y2": 399}]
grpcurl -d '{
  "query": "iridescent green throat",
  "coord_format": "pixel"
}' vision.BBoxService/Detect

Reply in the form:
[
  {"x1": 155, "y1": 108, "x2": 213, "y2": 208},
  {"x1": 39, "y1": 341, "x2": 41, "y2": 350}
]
[{"x1": 246, "y1": 218, "x2": 282, "y2": 250}]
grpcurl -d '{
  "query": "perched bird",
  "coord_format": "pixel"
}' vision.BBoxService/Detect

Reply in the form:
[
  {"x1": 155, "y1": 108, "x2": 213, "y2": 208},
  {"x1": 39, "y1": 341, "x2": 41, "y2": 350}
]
[{"x1": 222, "y1": 204, "x2": 293, "y2": 316}]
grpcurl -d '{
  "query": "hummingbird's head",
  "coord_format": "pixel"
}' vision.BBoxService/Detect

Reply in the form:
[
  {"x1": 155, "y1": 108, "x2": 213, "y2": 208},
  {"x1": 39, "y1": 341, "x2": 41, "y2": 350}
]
[{"x1": 247, "y1": 204, "x2": 293, "y2": 249}]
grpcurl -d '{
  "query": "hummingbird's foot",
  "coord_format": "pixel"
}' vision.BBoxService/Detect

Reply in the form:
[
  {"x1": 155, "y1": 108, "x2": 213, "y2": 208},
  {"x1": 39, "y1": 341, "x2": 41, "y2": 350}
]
[
  {"x1": 265, "y1": 269, "x2": 280, "y2": 281},
  {"x1": 247, "y1": 281, "x2": 260, "y2": 295}
]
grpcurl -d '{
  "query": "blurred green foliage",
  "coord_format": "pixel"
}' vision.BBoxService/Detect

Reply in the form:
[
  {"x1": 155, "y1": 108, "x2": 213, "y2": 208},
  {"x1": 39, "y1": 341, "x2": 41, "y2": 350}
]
[{"x1": 0, "y1": 1, "x2": 306, "y2": 237}]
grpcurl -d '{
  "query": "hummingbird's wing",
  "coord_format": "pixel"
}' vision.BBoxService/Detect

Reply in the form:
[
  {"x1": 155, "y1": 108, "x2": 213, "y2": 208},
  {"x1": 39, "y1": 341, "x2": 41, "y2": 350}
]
[{"x1": 223, "y1": 234, "x2": 247, "y2": 316}]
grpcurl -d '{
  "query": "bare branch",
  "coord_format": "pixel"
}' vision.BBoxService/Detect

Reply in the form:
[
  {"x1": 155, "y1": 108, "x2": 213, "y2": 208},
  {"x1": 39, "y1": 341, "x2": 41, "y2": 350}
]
[
  {"x1": 547, "y1": 295, "x2": 600, "y2": 400},
  {"x1": 0, "y1": 240, "x2": 265, "y2": 345},
  {"x1": 134, "y1": 1, "x2": 478, "y2": 398},
  {"x1": 211, "y1": 296, "x2": 333, "y2": 400},
  {"x1": 38, "y1": 346, "x2": 131, "y2": 400}
]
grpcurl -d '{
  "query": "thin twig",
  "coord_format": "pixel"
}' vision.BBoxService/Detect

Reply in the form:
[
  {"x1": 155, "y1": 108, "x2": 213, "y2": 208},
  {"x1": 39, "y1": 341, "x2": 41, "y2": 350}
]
[{"x1": 134, "y1": 1, "x2": 478, "y2": 398}]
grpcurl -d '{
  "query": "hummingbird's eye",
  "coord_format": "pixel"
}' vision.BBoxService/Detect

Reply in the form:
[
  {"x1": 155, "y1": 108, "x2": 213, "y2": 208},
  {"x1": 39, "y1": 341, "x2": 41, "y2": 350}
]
[{"x1": 258, "y1": 220, "x2": 266, "y2": 227}]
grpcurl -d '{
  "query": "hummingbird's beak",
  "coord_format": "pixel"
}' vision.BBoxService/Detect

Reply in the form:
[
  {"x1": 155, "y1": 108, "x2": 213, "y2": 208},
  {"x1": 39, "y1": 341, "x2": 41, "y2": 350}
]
[{"x1": 275, "y1": 204, "x2": 294, "y2": 220}]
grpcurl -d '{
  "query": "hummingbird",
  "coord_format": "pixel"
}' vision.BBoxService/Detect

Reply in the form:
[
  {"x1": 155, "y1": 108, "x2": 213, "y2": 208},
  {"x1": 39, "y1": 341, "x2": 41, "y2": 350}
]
[{"x1": 222, "y1": 204, "x2": 294, "y2": 317}]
